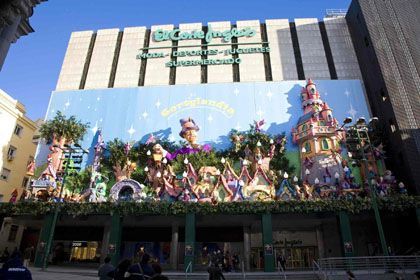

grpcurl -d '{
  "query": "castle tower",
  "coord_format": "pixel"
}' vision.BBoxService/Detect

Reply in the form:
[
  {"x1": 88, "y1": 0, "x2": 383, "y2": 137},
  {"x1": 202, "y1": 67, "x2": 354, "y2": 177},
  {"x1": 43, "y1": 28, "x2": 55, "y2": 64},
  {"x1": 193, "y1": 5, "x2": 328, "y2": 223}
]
[{"x1": 292, "y1": 79, "x2": 344, "y2": 184}]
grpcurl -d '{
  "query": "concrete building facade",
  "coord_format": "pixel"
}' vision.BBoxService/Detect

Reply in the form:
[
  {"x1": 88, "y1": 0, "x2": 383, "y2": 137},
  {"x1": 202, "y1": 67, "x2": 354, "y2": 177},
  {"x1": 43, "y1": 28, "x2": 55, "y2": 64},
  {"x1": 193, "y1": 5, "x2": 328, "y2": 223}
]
[{"x1": 0, "y1": 89, "x2": 38, "y2": 202}]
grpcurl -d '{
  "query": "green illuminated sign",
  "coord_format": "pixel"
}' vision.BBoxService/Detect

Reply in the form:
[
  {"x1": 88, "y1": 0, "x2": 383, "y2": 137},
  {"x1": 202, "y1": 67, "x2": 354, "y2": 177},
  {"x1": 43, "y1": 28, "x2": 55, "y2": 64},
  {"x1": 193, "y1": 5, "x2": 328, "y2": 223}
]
[
  {"x1": 153, "y1": 26, "x2": 256, "y2": 43},
  {"x1": 136, "y1": 47, "x2": 271, "y2": 68}
]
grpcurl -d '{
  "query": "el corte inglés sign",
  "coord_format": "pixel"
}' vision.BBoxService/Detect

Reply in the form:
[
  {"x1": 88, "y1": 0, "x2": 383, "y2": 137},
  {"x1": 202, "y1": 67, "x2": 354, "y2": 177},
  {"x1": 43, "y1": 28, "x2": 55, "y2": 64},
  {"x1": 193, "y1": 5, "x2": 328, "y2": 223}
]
[{"x1": 136, "y1": 27, "x2": 270, "y2": 67}]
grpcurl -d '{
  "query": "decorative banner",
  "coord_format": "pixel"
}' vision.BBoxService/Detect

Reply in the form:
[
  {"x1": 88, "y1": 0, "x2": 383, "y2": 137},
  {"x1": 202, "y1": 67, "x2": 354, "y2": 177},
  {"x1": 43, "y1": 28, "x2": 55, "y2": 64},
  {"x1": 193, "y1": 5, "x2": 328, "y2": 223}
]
[{"x1": 36, "y1": 80, "x2": 370, "y2": 168}]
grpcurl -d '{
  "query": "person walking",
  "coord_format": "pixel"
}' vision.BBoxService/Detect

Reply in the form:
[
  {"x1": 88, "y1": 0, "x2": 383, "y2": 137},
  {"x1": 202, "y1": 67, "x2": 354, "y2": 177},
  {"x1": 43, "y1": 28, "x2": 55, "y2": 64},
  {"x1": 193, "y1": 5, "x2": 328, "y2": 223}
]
[
  {"x1": 107, "y1": 259, "x2": 131, "y2": 280},
  {"x1": 125, "y1": 253, "x2": 154, "y2": 279},
  {"x1": 23, "y1": 246, "x2": 34, "y2": 268},
  {"x1": 98, "y1": 256, "x2": 114, "y2": 280},
  {"x1": 0, "y1": 252, "x2": 32, "y2": 280},
  {"x1": 1, "y1": 247, "x2": 10, "y2": 263}
]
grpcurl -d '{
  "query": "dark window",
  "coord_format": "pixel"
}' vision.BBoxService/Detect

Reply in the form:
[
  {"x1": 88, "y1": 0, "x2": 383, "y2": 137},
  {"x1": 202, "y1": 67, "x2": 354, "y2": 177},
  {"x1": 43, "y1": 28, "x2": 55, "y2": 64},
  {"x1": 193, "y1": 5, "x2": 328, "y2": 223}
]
[
  {"x1": 380, "y1": 88, "x2": 387, "y2": 101},
  {"x1": 364, "y1": 36, "x2": 370, "y2": 47},
  {"x1": 14, "y1": 125, "x2": 23, "y2": 136},
  {"x1": 22, "y1": 177, "x2": 29, "y2": 187},
  {"x1": 1, "y1": 168, "x2": 11, "y2": 181},
  {"x1": 389, "y1": 118, "x2": 397, "y2": 132},
  {"x1": 8, "y1": 225, "x2": 19, "y2": 241}
]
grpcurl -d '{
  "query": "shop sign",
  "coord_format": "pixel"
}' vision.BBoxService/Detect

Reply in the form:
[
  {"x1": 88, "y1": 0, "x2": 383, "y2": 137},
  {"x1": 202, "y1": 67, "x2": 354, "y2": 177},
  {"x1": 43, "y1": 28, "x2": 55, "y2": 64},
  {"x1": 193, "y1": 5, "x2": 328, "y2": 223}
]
[
  {"x1": 153, "y1": 27, "x2": 256, "y2": 44},
  {"x1": 108, "y1": 244, "x2": 116, "y2": 254},
  {"x1": 264, "y1": 244, "x2": 273, "y2": 255},
  {"x1": 344, "y1": 242, "x2": 353, "y2": 254},
  {"x1": 185, "y1": 245, "x2": 194, "y2": 256},
  {"x1": 136, "y1": 47, "x2": 270, "y2": 68},
  {"x1": 72, "y1": 241, "x2": 88, "y2": 247}
]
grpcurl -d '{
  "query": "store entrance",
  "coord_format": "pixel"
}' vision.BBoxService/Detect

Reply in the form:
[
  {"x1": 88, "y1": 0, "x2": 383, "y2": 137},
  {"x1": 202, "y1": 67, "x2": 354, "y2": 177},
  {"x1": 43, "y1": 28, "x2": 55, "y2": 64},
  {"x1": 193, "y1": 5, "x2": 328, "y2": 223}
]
[
  {"x1": 191, "y1": 227, "x2": 243, "y2": 271},
  {"x1": 121, "y1": 227, "x2": 172, "y2": 267}
]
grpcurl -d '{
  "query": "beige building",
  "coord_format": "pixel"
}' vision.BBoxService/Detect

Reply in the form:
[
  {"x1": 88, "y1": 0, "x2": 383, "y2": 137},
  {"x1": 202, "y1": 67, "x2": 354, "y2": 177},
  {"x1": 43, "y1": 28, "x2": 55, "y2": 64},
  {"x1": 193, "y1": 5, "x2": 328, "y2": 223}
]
[{"x1": 0, "y1": 89, "x2": 38, "y2": 202}]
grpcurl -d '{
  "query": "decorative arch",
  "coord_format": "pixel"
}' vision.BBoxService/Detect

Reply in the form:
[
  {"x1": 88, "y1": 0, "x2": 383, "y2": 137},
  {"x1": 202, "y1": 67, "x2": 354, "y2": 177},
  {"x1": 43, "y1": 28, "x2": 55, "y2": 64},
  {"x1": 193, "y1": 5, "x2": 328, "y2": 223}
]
[{"x1": 109, "y1": 179, "x2": 144, "y2": 201}]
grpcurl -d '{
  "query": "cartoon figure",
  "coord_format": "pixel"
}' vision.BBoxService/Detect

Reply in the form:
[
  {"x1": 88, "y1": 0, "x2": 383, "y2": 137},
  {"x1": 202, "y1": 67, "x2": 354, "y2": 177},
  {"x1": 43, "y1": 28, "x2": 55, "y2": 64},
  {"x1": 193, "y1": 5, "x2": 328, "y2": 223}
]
[{"x1": 180, "y1": 117, "x2": 201, "y2": 148}]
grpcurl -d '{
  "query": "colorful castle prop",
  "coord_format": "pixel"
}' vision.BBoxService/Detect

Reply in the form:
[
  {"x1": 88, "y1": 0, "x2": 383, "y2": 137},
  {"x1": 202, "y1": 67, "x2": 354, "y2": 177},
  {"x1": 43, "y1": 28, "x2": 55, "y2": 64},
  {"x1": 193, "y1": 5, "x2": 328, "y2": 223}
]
[{"x1": 28, "y1": 79, "x2": 408, "y2": 203}]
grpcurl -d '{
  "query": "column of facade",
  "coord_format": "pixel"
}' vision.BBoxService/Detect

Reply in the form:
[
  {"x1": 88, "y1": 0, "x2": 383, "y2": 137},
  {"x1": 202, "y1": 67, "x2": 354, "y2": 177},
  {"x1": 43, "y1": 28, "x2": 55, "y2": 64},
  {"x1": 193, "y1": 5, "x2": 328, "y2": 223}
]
[
  {"x1": 243, "y1": 226, "x2": 251, "y2": 271},
  {"x1": 316, "y1": 226, "x2": 325, "y2": 259},
  {"x1": 100, "y1": 224, "x2": 111, "y2": 263},
  {"x1": 34, "y1": 213, "x2": 56, "y2": 267},
  {"x1": 108, "y1": 212, "x2": 123, "y2": 266},
  {"x1": 184, "y1": 213, "x2": 196, "y2": 271},
  {"x1": 261, "y1": 213, "x2": 274, "y2": 272},
  {"x1": 170, "y1": 223, "x2": 179, "y2": 270},
  {"x1": 338, "y1": 211, "x2": 354, "y2": 257}
]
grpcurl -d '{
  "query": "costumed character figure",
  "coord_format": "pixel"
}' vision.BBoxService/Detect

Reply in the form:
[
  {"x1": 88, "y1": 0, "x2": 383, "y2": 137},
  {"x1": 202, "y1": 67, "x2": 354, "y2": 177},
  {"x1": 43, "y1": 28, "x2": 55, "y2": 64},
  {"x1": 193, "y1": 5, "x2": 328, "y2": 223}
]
[
  {"x1": 164, "y1": 118, "x2": 212, "y2": 161},
  {"x1": 9, "y1": 189, "x2": 18, "y2": 203},
  {"x1": 41, "y1": 154, "x2": 57, "y2": 183},
  {"x1": 302, "y1": 181, "x2": 313, "y2": 199},
  {"x1": 276, "y1": 177, "x2": 295, "y2": 200},
  {"x1": 231, "y1": 134, "x2": 244, "y2": 153},
  {"x1": 91, "y1": 172, "x2": 108, "y2": 202},
  {"x1": 112, "y1": 143, "x2": 137, "y2": 182},
  {"x1": 398, "y1": 182, "x2": 407, "y2": 195},
  {"x1": 26, "y1": 160, "x2": 35, "y2": 177},
  {"x1": 323, "y1": 168, "x2": 332, "y2": 185}
]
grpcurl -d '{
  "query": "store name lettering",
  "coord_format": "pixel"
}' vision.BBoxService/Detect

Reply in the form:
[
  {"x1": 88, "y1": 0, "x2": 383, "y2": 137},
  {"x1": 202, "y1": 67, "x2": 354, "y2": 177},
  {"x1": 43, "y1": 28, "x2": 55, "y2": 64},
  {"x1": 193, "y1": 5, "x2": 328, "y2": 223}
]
[{"x1": 153, "y1": 27, "x2": 256, "y2": 43}]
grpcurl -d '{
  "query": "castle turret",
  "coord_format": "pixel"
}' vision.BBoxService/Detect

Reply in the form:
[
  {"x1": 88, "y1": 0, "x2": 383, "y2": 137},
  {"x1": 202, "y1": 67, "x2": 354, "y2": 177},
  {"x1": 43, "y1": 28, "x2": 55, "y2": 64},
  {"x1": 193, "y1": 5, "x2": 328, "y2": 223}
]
[{"x1": 292, "y1": 79, "x2": 344, "y2": 184}]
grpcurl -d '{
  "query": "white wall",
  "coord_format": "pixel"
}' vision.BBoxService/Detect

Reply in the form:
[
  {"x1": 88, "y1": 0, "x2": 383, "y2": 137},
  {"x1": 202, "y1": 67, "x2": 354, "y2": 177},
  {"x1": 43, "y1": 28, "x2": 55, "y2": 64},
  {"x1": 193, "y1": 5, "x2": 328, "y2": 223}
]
[
  {"x1": 295, "y1": 18, "x2": 330, "y2": 79},
  {"x1": 84, "y1": 28, "x2": 120, "y2": 89},
  {"x1": 207, "y1": 21, "x2": 234, "y2": 83},
  {"x1": 265, "y1": 19, "x2": 298, "y2": 80},
  {"x1": 56, "y1": 31, "x2": 93, "y2": 91},
  {"x1": 114, "y1": 26, "x2": 147, "y2": 88},
  {"x1": 144, "y1": 24, "x2": 174, "y2": 86}
]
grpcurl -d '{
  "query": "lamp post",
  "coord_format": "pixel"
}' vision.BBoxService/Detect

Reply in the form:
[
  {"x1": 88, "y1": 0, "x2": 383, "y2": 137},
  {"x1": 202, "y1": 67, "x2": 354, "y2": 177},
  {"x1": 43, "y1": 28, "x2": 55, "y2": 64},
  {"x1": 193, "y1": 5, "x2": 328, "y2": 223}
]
[
  {"x1": 41, "y1": 143, "x2": 88, "y2": 270},
  {"x1": 342, "y1": 117, "x2": 389, "y2": 256}
]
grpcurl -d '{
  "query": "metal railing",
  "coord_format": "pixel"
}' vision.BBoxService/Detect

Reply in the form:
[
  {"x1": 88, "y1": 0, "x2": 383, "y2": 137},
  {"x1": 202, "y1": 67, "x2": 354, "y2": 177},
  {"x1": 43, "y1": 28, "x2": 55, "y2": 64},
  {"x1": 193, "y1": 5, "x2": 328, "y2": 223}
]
[
  {"x1": 313, "y1": 260, "x2": 327, "y2": 280},
  {"x1": 185, "y1": 261, "x2": 192, "y2": 280},
  {"x1": 318, "y1": 256, "x2": 420, "y2": 277}
]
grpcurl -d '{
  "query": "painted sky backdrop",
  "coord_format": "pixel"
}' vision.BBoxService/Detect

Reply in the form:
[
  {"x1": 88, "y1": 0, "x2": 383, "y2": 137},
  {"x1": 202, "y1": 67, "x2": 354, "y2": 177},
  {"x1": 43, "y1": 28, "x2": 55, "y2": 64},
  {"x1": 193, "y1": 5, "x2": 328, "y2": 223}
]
[
  {"x1": 35, "y1": 80, "x2": 370, "y2": 167},
  {"x1": 0, "y1": 0, "x2": 351, "y2": 120}
]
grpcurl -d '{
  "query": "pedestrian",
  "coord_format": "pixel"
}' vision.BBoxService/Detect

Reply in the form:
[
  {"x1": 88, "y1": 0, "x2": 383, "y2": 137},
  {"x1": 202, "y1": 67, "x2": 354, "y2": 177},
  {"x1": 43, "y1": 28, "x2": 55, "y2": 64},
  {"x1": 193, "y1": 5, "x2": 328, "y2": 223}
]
[
  {"x1": 207, "y1": 263, "x2": 226, "y2": 280},
  {"x1": 125, "y1": 253, "x2": 154, "y2": 279},
  {"x1": 277, "y1": 253, "x2": 286, "y2": 271},
  {"x1": 346, "y1": 270, "x2": 356, "y2": 280},
  {"x1": 0, "y1": 251, "x2": 32, "y2": 280},
  {"x1": 232, "y1": 253, "x2": 239, "y2": 272},
  {"x1": 107, "y1": 259, "x2": 131, "y2": 280},
  {"x1": 23, "y1": 246, "x2": 34, "y2": 268},
  {"x1": 1, "y1": 247, "x2": 10, "y2": 262},
  {"x1": 98, "y1": 256, "x2": 114, "y2": 280}
]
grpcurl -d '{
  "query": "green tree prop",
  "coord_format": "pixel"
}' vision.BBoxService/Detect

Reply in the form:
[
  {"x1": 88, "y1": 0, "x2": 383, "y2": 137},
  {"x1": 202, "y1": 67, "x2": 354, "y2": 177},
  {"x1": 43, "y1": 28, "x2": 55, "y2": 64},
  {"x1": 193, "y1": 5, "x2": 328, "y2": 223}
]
[{"x1": 39, "y1": 111, "x2": 89, "y2": 144}]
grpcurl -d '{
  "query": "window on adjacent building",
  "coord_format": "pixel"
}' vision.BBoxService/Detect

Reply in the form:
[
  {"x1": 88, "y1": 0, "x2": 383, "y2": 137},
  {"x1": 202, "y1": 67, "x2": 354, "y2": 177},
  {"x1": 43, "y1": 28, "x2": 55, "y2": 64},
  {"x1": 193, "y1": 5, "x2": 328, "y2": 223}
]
[
  {"x1": 7, "y1": 146, "x2": 17, "y2": 160},
  {"x1": 22, "y1": 177, "x2": 29, "y2": 187},
  {"x1": 8, "y1": 225, "x2": 19, "y2": 242},
  {"x1": 389, "y1": 118, "x2": 397, "y2": 133},
  {"x1": 14, "y1": 124, "x2": 23, "y2": 137},
  {"x1": 1, "y1": 168, "x2": 11, "y2": 181}
]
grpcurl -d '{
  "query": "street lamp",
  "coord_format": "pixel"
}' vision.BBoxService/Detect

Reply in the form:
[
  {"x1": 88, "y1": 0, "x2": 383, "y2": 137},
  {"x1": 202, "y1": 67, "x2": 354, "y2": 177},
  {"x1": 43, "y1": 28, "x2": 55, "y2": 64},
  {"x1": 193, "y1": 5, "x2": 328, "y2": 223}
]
[
  {"x1": 342, "y1": 117, "x2": 389, "y2": 256},
  {"x1": 42, "y1": 144, "x2": 89, "y2": 270}
]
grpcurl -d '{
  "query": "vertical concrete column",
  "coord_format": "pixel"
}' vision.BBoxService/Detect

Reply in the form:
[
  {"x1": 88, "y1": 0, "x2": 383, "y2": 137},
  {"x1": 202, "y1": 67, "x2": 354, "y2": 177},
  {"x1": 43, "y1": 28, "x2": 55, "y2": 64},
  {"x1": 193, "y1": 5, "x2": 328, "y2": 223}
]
[
  {"x1": 243, "y1": 226, "x2": 251, "y2": 271},
  {"x1": 316, "y1": 226, "x2": 325, "y2": 259},
  {"x1": 108, "y1": 212, "x2": 122, "y2": 266},
  {"x1": 338, "y1": 211, "x2": 354, "y2": 257},
  {"x1": 170, "y1": 223, "x2": 179, "y2": 270},
  {"x1": 34, "y1": 213, "x2": 56, "y2": 267},
  {"x1": 184, "y1": 213, "x2": 196, "y2": 271},
  {"x1": 100, "y1": 224, "x2": 111, "y2": 263},
  {"x1": 261, "y1": 213, "x2": 274, "y2": 272}
]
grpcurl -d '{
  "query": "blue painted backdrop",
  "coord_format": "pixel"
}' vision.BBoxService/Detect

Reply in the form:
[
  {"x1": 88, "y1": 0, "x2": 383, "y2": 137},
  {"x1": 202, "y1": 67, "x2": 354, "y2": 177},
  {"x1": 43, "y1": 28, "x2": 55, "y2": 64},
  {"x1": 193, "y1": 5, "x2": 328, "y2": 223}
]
[{"x1": 36, "y1": 80, "x2": 370, "y2": 167}]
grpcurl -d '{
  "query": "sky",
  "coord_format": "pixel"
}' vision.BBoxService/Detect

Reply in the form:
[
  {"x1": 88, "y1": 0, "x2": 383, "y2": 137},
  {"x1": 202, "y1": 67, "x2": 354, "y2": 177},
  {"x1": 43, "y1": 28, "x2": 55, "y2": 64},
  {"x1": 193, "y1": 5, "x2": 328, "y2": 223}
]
[{"x1": 0, "y1": 0, "x2": 351, "y2": 120}]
